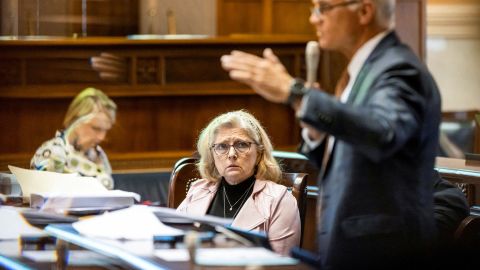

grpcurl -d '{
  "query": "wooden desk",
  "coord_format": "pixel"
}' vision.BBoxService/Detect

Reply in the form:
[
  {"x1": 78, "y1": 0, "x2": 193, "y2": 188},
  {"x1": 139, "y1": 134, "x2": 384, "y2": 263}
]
[
  {"x1": 0, "y1": 237, "x2": 116, "y2": 270},
  {"x1": 45, "y1": 224, "x2": 310, "y2": 270}
]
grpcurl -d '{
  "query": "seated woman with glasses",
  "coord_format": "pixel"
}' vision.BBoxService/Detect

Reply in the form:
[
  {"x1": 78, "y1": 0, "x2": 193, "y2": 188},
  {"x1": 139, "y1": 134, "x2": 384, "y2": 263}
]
[
  {"x1": 177, "y1": 110, "x2": 300, "y2": 255},
  {"x1": 30, "y1": 87, "x2": 117, "y2": 189}
]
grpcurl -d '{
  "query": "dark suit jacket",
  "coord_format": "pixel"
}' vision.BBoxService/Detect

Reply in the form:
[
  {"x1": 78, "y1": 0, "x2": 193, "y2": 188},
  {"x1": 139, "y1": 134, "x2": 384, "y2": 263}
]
[{"x1": 300, "y1": 32, "x2": 441, "y2": 269}]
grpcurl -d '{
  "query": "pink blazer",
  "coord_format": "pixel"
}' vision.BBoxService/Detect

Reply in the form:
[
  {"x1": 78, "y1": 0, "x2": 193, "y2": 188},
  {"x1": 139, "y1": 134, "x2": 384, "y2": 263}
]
[{"x1": 177, "y1": 179, "x2": 301, "y2": 255}]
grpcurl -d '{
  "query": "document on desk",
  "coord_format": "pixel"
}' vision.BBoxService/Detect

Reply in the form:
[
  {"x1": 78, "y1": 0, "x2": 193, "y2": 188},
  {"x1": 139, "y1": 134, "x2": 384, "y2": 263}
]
[
  {"x1": 73, "y1": 205, "x2": 183, "y2": 240},
  {"x1": 154, "y1": 247, "x2": 298, "y2": 266},
  {"x1": 8, "y1": 165, "x2": 140, "y2": 211},
  {"x1": 0, "y1": 207, "x2": 46, "y2": 240}
]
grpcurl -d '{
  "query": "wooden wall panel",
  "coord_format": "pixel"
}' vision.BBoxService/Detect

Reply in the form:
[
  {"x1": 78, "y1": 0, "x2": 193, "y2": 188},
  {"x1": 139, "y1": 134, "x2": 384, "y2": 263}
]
[
  {"x1": 217, "y1": 0, "x2": 263, "y2": 35},
  {"x1": 65, "y1": 0, "x2": 139, "y2": 36},
  {"x1": 1, "y1": 0, "x2": 137, "y2": 36},
  {"x1": 272, "y1": 0, "x2": 313, "y2": 35},
  {"x1": 0, "y1": 36, "x2": 310, "y2": 171},
  {"x1": 218, "y1": 0, "x2": 425, "y2": 59},
  {"x1": 0, "y1": 96, "x2": 295, "y2": 152}
]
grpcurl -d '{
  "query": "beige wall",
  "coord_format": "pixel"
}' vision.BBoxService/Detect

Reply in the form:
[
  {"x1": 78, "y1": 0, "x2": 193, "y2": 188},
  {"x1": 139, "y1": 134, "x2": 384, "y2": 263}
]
[{"x1": 426, "y1": 1, "x2": 480, "y2": 111}]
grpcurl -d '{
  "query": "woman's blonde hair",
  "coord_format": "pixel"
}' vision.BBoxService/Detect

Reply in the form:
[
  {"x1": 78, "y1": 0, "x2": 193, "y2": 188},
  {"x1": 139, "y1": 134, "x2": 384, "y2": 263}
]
[
  {"x1": 196, "y1": 110, "x2": 282, "y2": 183},
  {"x1": 63, "y1": 87, "x2": 117, "y2": 129}
]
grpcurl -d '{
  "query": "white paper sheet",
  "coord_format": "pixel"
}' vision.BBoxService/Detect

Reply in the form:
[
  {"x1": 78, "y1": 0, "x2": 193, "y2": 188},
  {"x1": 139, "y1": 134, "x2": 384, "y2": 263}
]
[
  {"x1": 0, "y1": 207, "x2": 46, "y2": 240},
  {"x1": 8, "y1": 166, "x2": 141, "y2": 208},
  {"x1": 9, "y1": 165, "x2": 107, "y2": 197},
  {"x1": 154, "y1": 247, "x2": 298, "y2": 266},
  {"x1": 72, "y1": 205, "x2": 183, "y2": 240}
]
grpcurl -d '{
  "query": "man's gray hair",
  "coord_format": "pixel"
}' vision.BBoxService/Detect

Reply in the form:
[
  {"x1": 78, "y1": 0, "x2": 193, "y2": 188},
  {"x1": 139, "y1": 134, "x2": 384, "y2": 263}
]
[{"x1": 372, "y1": 0, "x2": 395, "y2": 29}]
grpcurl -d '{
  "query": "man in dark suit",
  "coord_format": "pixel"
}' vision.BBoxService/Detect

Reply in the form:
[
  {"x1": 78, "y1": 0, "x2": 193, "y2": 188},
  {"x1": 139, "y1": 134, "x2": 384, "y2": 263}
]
[{"x1": 221, "y1": 0, "x2": 441, "y2": 268}]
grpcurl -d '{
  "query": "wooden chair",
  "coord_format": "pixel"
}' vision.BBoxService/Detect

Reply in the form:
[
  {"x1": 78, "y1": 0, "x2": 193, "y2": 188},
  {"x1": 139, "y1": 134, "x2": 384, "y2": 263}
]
[
  {"x1": 172, "y1": 157, "x2": 198, "y2": 173},
  {"x1": 167, "y1": 162, "x2": 200, "y2": 209},
  {"x1": 167, "y1": 161, "x2": 309, "y2": 246},
  {"x1": 273, "y1": 151, "x2": 319, "y2": 185},
  {"x1": 281, "y1": 172, "x2": 308, "y2": 247},
  {"x1": 113, "y1": 170, "x2": 170, "y2": 206},
  {"x1": 454, "y1": 215, "x2": 480, "y2": 248}
]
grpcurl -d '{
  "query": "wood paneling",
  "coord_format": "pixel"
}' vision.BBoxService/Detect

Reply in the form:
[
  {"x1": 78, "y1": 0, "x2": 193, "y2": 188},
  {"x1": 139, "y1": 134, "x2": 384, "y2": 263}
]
[
  {"x1": 1, "y1": 0, "x2": 138, "y2": 36},
  {"x1": 217, "y1": 0, "x2": 313, "y2": 35},
  {"x1": 218, "y1": 0, "x2": 425, "y2": 59},
  {"x1": 217, "y1": 0, "x2": 264, "y2": 35},
  {"x1": 0, "y1": 36, "x2": 312, "y2": 171},
  {"x1": 272, "y1": 0, "x2": 313, "y2": 35},
  {"x1": 427, "y1": 2, "x2": 480, "y2": 39},
  {"x1": 0, "y1": 0, "x2": 426, "y2": 172}
]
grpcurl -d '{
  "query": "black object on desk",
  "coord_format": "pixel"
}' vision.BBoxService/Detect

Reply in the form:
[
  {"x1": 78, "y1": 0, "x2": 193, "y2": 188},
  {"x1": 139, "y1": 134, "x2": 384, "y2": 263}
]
[
  {"x1": 153, "y1": 231, "x2": 215, "y2": 248},
  {"x1": 21, "y1": 210, "x2": 78, "y2": 227},
  {"x1": 224, "y1": 225, "x2": 272, "y2": 250}
]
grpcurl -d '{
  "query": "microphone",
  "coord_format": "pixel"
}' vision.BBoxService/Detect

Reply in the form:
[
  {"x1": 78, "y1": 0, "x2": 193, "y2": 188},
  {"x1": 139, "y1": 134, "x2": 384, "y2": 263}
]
[{"x1": 305, "y1": 41, "x2": 320, "y2": 86}]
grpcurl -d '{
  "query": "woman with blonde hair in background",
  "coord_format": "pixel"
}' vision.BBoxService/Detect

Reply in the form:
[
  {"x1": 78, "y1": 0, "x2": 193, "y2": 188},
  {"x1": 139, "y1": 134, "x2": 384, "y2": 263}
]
[{"x1": 31, "y1": 87, "x2": 117, "y2": 189}]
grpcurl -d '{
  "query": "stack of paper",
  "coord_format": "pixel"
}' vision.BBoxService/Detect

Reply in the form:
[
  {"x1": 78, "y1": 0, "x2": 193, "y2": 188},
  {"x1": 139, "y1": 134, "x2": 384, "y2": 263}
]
[
  {"x1": 154, "y1": 247, "x2": 298, "y2": 266},
  {"x1": 9, "y1": 166, "x2": 140, "y2": 212},
  {"x1": 0, "y1": 207, "x2": 46, "y2": 240}
]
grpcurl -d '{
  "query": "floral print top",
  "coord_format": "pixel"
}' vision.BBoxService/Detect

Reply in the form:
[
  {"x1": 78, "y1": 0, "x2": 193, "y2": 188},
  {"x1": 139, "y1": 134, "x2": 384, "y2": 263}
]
[{"x1": 30, "y1": 131, "x2": 114, "y2": 189}]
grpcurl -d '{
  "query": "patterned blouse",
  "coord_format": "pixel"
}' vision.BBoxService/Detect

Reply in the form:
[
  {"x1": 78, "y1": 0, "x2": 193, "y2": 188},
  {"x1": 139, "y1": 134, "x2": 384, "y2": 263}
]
[{"x1": 30, "y1": 131, "x2": 114, "y2": 189}]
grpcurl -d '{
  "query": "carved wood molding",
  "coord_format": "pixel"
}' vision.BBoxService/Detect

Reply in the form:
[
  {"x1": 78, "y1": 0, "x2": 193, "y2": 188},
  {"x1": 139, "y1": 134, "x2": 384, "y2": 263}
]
[{"x1": 427, "y1": 4, "x2": 480, "y2": 39}]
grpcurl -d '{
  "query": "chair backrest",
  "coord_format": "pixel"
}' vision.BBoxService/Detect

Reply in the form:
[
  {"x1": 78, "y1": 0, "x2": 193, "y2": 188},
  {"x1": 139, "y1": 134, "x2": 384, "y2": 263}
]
[
  {"x1": 454, "y1": 215, "x2": 480, "y2": 248},
  {"x1": 273, "y1": 151, "x2": 319, "y2": 184},
  {"x1": 168, "y1": 162, "x2": 201, "y2": 208},
  {"x1": 281, "y1": 172, "x2": 308, "y2": 247},
  {"x1": 172, "y1": 157, "x2": 198, "y2": 173},
  {"x1": 113, "y1": 170, "x2": 170, "y2": 206}
]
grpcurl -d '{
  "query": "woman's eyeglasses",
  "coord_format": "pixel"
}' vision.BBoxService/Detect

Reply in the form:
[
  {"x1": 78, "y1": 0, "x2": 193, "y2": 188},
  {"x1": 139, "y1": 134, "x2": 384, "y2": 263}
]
[{"x1": 211, "y1": 141, "x2": 257, "y2": 156}]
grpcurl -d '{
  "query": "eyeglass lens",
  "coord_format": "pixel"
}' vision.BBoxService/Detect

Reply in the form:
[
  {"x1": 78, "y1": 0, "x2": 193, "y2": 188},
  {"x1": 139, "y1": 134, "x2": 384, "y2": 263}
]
[{"x1": 213, "y1": 141, "x2": 252, "y2": 155}]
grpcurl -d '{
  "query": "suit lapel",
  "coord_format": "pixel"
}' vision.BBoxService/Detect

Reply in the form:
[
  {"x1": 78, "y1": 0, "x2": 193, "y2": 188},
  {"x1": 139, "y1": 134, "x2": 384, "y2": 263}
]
[
  {"x1": 348, "y1": 31, "x2": 400, "y2": 105},
  {"x1": 186, "y1": 182, "x2": 219, "y2": 216},
  {"x1": 348, "y1": 63, "x2": 373, "y2": 105}
]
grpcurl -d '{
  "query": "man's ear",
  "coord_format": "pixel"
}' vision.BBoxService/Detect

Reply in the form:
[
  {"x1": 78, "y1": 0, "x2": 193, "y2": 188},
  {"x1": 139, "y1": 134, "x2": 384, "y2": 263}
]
[{"x1": 358, "y1": 1, "x2": 375, "y2": 25}]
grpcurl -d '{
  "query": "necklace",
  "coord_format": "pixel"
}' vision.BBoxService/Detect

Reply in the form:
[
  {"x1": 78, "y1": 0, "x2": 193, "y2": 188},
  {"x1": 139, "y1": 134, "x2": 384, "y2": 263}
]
[
  {"x1": 223, "y1": 180, "x2": 255, "y2": 211},
  {"x1": 223, "y1": 184, "x2": 254, "y2": 219}
]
